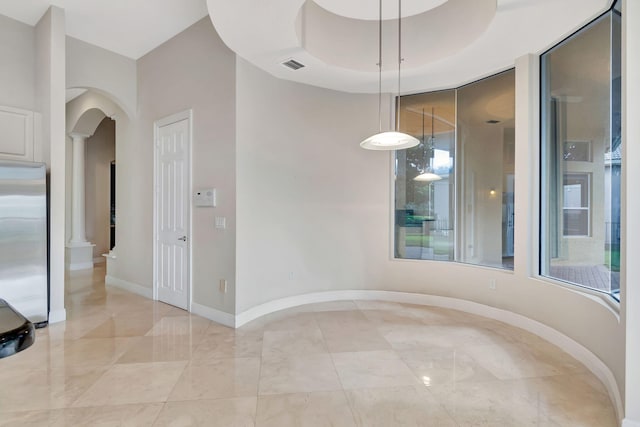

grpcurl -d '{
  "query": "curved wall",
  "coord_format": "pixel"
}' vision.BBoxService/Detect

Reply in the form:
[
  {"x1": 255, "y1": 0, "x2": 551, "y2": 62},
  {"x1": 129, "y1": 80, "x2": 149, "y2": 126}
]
[{"x1": 235, "y1": 55, "x2": 624, "y2": 414}]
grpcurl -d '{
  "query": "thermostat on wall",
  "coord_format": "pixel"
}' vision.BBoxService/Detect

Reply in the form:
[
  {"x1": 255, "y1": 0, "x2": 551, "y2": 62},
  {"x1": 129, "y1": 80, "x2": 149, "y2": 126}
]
[{"x1": 194, "y1": 188, "x2": 216, "y2": 207}]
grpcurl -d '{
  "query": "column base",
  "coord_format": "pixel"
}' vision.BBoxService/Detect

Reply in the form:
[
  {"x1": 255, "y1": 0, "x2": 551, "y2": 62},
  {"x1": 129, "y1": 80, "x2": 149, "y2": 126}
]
[{"x1": 65, "y1": 243, "x2": 96, "y2": 271}]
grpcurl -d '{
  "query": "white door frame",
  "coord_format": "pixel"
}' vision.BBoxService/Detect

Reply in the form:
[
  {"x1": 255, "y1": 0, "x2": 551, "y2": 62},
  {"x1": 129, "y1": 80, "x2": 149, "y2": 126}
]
[{"x1": 153, "y1": 109, "x2": 193, "y2": 311}]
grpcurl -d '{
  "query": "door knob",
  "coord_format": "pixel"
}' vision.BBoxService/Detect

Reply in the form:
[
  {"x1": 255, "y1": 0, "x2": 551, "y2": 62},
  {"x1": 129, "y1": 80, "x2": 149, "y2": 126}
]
[{"x1": 178, "y1": 236, "x2": 187, "y2": 241}]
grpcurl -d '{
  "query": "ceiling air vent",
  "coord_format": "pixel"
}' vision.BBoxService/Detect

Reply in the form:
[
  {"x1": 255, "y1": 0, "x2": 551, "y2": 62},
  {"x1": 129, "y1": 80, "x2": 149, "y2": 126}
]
[{"x1": 282, "y1": 59, "x2": 305, "y2": 70}]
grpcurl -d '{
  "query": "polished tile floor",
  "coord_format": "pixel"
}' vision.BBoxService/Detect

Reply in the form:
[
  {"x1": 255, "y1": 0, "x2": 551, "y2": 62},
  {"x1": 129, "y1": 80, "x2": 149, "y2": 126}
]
[{"x1": 0, "y1": 266, "x2": 617, "y2": 426}]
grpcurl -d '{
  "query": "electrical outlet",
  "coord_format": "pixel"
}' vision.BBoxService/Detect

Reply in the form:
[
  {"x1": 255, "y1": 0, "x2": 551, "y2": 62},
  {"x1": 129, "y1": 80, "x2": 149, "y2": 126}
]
[
  {"x1": 489, "y1": 279, "x2": 497, "y2": 290},
  {"x1": 219, "y1": 279, "x2": 227, "y2": 293}
]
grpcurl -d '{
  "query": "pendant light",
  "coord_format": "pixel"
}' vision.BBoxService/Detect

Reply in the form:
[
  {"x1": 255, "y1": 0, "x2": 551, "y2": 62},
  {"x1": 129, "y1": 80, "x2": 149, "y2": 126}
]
[
  {"x1": 360, "y1": 0, "x2": 419, "y2": 150},
  {"x1": 414, "y1": 107, "x2": 442, "y2": 182}
]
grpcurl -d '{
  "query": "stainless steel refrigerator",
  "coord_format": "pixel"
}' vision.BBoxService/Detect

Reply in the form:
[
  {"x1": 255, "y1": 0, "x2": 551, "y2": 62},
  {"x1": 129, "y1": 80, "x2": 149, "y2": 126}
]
[{"x1": 0, "y1": 160, "x2": 48, "y2": 326}]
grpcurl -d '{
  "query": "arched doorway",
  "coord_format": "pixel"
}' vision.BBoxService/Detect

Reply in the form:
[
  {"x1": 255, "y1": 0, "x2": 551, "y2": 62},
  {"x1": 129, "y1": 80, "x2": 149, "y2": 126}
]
[{"x1": 64, "y1": 88, "x2": 128, "y2": 279}]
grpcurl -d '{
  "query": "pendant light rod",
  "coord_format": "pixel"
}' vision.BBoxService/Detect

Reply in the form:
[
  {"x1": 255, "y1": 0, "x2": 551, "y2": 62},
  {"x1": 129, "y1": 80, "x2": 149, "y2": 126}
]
[
  {"x1": 431, "y1": 106, "x2": 434, "y2": 141},
  {"x1": 428, "y1": 106, "x2": 434, "y2": 164},
  {"x1": 359, "y1": 0, "x2": 419, "y2": 151},
  {"x1": 414, "y1": 106, "x2": 442, "y2": 182},
  {"x1": 422, "y1": 107, "x2": 427, "y2": 167},
  {"x1": 378, "y1": 0, "x2": 382, "y2": 133},
  {"x1": 422, "y1": 108, "x2": 425, "y2": 145},
  {"x1": 396, "y1": 0, "x2": 402, "y2": 131}
]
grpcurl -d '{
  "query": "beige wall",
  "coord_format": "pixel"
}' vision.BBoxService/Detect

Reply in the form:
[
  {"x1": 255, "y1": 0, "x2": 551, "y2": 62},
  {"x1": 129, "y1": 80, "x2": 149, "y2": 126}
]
[
  {"x1": 66, "y1": 37, "x2": 137, "y2": 118},
  {"x1": 235, "y1": 57, "x2": 385, "y2": 313},
  {"x1": 136, "y1": 18, "x2": 236, "y2": 313},
  {"x1": 0, "y1": 14, "x2": 35, "y2": 111},
  {"x1": 85, "y1": 117, "x2": 115, "y2": 259}
]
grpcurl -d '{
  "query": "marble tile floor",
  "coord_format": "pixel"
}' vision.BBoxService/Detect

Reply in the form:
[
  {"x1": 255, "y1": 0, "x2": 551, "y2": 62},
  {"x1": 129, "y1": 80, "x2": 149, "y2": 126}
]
[{"x1": 0, "y1": 266, "x2": 617, "y2": 426}]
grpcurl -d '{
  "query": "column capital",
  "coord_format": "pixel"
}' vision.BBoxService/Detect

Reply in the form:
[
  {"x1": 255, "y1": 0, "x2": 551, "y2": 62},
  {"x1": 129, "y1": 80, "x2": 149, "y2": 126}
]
[{"x1": 69, "y1": 132, "x2": 91, "y2": 140}]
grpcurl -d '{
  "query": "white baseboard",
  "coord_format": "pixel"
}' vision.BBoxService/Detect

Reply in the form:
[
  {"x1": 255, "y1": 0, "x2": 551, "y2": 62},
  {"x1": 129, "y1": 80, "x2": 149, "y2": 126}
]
[
  {"x1": 66, "y1": 261, "x2": 94, "y2": 271},
  {"x1": 48, "y1": 308, "x2": 66, "y2": 324},
  {"x1": 105, "y1": 275, "x2": 152, "y2": 299},
  {"x1": 235, "y1": 290, "x2": 363, "y2": 327},
  {"x1": 623, "y1": 419, "x2": 640, "y2": 427},
  {"x1": 234, "y1": 290, "x2": 623, "y2": 422},
  {"x1": 191, "y1": 302, "x2": 235, "y2": 328}
]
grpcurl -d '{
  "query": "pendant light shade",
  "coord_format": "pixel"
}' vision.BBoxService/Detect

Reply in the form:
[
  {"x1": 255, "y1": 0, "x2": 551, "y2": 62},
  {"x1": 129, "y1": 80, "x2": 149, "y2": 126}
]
[
  {"x1": 361, "y1": 131, "x2": 420, "y2": 150},
  {"x1": 414, "y1": 171, "x2": 442, "y2": 182},
  {"x1": 360, "y1": 0, "x2": 419, "y2": 151}
]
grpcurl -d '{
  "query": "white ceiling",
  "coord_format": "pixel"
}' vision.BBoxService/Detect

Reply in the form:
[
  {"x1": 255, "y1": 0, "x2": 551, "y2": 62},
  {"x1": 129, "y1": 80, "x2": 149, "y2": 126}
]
[
  {"x1": 0, "y1": 0, "x2": 208, "y2": 59},
  {"x1": 0, "y1": 0, "x2": 612, "y2": 93},
  {"x1": 300, "y1": 0, "x2": 496, "y2": 72},
  {"x1": 313, "y1": 0, "x2": 448, "y2": 20},
  {"x1": 208, "y1": 0, "x2": 612, "y2": 94}
]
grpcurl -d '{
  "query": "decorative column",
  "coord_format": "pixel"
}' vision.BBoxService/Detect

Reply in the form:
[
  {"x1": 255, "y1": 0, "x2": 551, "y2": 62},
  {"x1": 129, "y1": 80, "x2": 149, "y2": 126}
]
[
  {"x1": 66, "y1": 132, "x2": 95, "y2": 270},
  {"x1": 69, "y1": 132, "x2": 88, "y2": 244}
]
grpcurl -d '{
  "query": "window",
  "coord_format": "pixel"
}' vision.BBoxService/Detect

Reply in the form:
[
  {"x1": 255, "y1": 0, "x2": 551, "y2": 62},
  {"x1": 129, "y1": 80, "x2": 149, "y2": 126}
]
[
  {"x1": 540, "y1": 3, "x2": 621, "y2": 298},
  {"x1": 395, "y1": 90, "x2": 456, "y2": 262},
  {"x1": 395, "y1": 70, "x2": 515, "y2": 270},
  {"x1": 563, "y1": 173, "x2": 590, "y2": 237}
]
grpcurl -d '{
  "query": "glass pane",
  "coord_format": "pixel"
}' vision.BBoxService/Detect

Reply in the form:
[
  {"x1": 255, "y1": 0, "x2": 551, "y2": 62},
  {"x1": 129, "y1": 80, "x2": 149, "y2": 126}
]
[
  {"x1": 457, "y1": 70, "x2": 516, "y2": 270},
  {"x1": 541, "y1": 9, "x2": 620, "y2": 296},
  {"x1": 395, "y1": 90, "x2": 455, "y2": 260}
]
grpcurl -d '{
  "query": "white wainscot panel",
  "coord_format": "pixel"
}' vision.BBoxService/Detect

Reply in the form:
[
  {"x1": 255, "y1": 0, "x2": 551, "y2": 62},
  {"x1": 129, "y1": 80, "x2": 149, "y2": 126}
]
[{"x1": 0, "y1": 105, "x2": 35, "y2": 161}]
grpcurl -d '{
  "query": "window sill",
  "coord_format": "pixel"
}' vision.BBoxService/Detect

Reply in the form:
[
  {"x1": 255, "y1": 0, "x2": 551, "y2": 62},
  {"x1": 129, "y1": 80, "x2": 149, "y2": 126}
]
[{"x1": 536, "y1": 274, "x2": 621, "y2": 317}]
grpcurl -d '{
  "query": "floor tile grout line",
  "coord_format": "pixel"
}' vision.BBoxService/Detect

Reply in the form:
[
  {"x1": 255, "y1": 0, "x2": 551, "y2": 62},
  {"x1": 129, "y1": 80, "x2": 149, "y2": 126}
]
[
  {"x1": 254, "y1": 331, "x2": 265, "y2": 424},
  {"x1": 322, "y1": 310, "x2": 361, "y2": 427}
]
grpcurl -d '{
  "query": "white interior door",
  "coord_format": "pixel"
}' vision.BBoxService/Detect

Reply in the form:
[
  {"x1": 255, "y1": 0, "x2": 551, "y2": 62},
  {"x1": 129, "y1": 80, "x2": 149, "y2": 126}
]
[{"x1": 154, "y1": 113, "x2": 190, "y2": 310}]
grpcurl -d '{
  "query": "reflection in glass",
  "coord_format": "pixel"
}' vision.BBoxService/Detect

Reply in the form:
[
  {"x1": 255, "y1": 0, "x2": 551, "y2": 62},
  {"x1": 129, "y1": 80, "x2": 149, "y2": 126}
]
[
  {"x1": 541, "y1": 5, "x2": 621, "y2": 297},
  {"x1": 457, "y1": 70, "x2": 515, "y2": 269},
  {"x1": 395, "y1": 90, "x2": 455, "y2": 261},
  {"x1": 394, "y1": 69, "x2": 516, "y2": 270}
]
